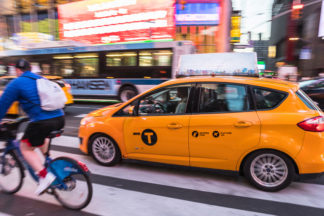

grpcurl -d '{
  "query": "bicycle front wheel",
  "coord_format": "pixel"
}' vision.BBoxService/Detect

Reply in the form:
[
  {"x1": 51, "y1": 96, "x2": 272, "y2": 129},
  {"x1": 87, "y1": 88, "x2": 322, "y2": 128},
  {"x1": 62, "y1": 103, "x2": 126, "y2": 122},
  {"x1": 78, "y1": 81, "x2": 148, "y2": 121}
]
[
  {"x1": 49, "y1": 157, "x2": 92, "y2": 210},
  {"x1": 0, "y1": 151, "x2": 24, "y2": 194}
]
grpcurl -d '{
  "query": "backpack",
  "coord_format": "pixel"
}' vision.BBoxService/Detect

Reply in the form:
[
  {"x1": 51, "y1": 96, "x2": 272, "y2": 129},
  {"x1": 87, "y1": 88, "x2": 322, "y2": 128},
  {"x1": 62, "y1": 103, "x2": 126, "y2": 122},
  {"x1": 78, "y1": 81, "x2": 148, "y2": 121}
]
[{"x1": 23, "y1": 76, "x2": 67, "y2": 111}]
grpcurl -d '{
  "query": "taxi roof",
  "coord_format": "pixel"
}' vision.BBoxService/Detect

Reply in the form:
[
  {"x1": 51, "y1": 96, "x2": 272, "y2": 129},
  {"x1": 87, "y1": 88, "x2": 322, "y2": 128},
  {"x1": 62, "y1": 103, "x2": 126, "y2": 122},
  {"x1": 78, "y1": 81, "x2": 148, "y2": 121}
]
[{"x1": 160, "y1": 76, "x2": 299, "y2": 92}]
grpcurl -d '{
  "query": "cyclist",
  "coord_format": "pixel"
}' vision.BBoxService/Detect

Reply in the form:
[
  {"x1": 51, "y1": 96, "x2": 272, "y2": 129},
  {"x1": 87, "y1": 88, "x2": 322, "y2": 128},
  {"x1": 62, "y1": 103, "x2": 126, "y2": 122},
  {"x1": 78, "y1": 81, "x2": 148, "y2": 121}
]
[{"x1": 0, "y1": 59, "x2": 65, "y2": 195}]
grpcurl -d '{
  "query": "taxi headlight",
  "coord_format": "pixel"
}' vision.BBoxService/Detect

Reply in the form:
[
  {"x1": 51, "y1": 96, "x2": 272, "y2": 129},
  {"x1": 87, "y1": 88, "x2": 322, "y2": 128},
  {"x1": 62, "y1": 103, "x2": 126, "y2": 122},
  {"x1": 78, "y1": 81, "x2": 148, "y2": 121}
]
[{"x1": 80, "y1": 116, "x2": 94, "y2": 126}]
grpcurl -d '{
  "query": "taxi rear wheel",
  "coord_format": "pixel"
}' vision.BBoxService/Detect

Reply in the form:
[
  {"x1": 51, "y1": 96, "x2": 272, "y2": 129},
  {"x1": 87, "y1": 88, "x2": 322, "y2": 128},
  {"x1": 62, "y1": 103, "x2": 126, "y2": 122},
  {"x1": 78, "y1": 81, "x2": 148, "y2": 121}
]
[
  {"x1": 243, "y1": 150, "x2": 295, "y2": 192},
  {"x1": 89, "y1": 134, "x2": 121, "y2": 166}
]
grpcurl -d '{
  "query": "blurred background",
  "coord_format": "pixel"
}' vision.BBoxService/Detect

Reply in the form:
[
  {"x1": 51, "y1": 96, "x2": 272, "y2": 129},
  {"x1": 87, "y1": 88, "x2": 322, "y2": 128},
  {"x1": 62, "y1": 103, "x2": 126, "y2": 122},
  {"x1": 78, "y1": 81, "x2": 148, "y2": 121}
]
[{"x1": 0, "y1": 0, "x2": 323, "y2": 82}]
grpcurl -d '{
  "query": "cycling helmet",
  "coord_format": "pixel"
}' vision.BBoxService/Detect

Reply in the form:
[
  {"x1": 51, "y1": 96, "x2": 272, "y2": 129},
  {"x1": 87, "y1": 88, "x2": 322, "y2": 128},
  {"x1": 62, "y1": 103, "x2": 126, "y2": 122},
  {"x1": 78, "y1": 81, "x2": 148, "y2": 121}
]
[{"x1": 15, "y1": 59, "x2": 31, "y2": 71}]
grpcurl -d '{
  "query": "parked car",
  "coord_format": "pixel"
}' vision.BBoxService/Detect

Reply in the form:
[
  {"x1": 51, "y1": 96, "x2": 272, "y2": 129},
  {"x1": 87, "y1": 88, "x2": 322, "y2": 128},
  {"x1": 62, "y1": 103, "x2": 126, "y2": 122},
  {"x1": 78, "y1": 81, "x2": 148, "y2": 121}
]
[
  {"x1": 0, "y1": 75, "x2": 73, "y2": 115},
  {"x1": 79, "y1": 76, "x2": 324, "y2": 192},
  {"x1": 300, "y1": 78, "x2": 324, "y2": 110}
]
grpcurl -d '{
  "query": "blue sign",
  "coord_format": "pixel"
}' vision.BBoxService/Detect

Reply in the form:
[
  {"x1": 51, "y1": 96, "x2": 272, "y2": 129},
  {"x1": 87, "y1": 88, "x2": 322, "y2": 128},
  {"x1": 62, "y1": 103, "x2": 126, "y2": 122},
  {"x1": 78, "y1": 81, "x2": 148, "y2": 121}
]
[{"x1": 175, "y1": 3, "x2": 220, "y2": 25}]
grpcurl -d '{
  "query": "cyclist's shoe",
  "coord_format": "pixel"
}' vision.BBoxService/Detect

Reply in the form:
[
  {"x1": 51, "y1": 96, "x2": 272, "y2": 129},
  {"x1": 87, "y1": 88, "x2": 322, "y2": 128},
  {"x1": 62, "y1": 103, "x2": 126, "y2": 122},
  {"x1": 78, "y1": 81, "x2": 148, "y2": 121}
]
[{"x1": 35, "y1": 172, "x2": 56, "y2": 195}]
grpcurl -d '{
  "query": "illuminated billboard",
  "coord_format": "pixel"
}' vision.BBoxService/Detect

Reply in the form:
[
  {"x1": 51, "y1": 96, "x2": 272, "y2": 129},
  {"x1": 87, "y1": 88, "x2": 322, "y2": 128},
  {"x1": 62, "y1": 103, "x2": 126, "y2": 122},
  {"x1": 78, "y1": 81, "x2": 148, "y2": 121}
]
[
  {"x1": 58, "y1": 0, "x2": 175, "y2": 44},
  {"x1": 175, "y1": 3, "x2": 220, "y2": 25}
]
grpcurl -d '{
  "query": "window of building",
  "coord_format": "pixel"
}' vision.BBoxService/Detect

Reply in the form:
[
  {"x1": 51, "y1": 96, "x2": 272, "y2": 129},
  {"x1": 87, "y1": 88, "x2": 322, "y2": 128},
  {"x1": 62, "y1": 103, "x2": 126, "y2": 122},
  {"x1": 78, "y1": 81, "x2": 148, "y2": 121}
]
[
  {"x1": 106, "y1": 52, "x2": 137, "y2": 66},
  {"x1": 139, "y1": 50, "x2": 172, "y2": 66},
  {"x1": 198, "y1": 83, "x2": 249, "y2": 113},
  {"x1": 253, "y1": 88, "x2": 287, "y2": 110}
]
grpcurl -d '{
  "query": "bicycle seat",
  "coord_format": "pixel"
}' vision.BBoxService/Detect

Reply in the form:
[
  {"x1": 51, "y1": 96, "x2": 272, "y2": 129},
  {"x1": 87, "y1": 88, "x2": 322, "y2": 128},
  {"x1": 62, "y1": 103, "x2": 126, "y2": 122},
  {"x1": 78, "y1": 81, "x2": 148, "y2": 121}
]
[{"x1": 47, "y1": 130, "x2": 64, "y2": 139}]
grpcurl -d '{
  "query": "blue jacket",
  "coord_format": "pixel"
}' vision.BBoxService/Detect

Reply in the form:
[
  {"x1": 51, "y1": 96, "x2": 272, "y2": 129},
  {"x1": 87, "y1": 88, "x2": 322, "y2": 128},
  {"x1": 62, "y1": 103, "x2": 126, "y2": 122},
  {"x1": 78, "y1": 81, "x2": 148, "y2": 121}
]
[{"x1": 0, "y1": 71, "x2": 64, "y2": 122}]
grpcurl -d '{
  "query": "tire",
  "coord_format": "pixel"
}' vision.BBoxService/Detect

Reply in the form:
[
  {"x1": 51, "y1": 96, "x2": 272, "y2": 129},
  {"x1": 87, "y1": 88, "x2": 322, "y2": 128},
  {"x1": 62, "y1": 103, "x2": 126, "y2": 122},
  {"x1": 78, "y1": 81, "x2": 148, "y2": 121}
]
[
  {"x1": 243, "y1": 150, "x2": 295, "y2": 192},
  {"x1": 118, "y1": 86, "x2": 137, "y2": 102},
  {"x1": 0, "y1": 151, "x2": 24, "y2": 194},
  {"x1": 89, "y1": 134, "x2": 121, "y2": 166},
  {"x1": 50, "y1": 157, "x2": 93, "y2": 210}
]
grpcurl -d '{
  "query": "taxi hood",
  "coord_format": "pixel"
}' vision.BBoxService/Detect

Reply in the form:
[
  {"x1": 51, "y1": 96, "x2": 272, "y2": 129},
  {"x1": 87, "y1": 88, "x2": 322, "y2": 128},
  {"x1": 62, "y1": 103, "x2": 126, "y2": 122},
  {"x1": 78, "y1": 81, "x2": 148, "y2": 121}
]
[{"x1": 87, "y1": 103, "x2": 123, "y2": 117}]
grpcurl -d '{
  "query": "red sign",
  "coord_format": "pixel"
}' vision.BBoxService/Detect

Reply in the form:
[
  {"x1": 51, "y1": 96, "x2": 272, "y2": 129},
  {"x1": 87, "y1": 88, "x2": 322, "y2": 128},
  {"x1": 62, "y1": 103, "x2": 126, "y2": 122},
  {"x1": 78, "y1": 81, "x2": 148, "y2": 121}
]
[{"x1": 58, "y1": 0, "x2": 175, "y2": 44}]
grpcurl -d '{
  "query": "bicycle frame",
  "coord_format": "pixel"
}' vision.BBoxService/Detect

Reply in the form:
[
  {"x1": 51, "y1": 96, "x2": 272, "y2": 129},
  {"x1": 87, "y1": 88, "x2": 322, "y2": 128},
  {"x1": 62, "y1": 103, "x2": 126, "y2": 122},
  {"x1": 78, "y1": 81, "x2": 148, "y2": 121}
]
[
  {"x1": 1, "y1": 138, "x2": 83, "y2": 191},
  {"x1": 1, "y1": 117, "x2": 93, "y2": 210},
  {"x1": 1, "y1": 138, "x2": 38, "y2": 181}
]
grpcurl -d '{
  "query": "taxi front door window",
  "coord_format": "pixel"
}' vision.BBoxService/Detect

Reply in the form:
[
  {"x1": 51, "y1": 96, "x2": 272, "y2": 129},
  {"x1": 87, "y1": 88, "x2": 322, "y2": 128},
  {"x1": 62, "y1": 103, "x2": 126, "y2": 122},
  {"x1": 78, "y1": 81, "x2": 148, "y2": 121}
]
[{"x1": 138, "y1": 85, "x2": 192, "y2": 115}]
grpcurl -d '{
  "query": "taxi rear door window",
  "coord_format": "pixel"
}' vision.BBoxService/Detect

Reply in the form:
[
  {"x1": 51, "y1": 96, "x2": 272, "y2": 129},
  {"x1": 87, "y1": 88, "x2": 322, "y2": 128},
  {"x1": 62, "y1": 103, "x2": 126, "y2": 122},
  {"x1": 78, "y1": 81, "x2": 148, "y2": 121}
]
[{"x1": 197, "y1": 83, "x2": 250, "y2": 113}]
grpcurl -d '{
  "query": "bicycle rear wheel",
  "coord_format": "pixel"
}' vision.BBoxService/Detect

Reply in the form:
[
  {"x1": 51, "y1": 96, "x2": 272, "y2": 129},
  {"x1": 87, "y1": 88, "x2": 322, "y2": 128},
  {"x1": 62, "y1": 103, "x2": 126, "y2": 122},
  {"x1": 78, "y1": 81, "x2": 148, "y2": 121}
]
[
  {"x1": 48, "y1": 157, "x2": 92, "y2": 210},
  {"x1": 0, "y1": 151, "x2": 24, "y2": 194}
]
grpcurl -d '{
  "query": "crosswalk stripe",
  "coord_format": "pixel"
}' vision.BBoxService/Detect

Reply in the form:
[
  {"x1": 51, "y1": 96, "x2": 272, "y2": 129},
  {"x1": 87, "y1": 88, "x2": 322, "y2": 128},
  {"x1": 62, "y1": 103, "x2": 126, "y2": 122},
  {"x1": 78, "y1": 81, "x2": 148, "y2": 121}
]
[
  {"x1": 74, "y1": 114, "x2": 87, "y2": 118},
  {"x1": 50, "y1": 147, "x2": 324, "y2": 211},
  {"x1": 2, "y1": 135, "x2": 324, "y2": 215},
  {"x1": 10, "y1": 175, "x2": 275, "y2": 216}
]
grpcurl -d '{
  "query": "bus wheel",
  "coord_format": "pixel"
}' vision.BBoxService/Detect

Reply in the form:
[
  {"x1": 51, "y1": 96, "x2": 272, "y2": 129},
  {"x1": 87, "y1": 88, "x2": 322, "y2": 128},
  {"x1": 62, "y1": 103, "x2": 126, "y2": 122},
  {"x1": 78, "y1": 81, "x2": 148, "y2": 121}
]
[{"x1": 118, "y1": 86, "x2": 137, "y2": 102}]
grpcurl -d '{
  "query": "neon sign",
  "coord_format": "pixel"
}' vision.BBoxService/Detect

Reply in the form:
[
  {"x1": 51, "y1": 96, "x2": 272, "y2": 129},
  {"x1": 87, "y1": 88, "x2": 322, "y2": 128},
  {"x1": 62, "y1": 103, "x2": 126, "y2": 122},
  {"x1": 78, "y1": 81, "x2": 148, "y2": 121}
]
[{"x1": 58, "y1": 0, "x2": 175, "y2": 44}]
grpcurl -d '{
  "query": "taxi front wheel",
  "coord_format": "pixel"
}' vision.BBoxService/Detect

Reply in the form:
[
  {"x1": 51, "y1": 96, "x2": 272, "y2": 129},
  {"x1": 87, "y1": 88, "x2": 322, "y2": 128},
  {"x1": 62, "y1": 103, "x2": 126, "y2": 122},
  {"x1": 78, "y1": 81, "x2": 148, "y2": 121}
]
[
  {"x1": 89, "y1": 134, "x2": 121, "y2": 166},
  {"x1": 243, "y1": 150, "x2": 295, "y2": 192}
]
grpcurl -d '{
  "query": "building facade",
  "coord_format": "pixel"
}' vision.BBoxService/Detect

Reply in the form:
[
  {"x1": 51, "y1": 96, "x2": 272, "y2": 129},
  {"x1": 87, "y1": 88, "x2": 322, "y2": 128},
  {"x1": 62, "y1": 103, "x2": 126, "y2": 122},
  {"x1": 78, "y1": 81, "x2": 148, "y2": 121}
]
[
  {"x1": 270, "y1": 0, "x2": 324, "y2": 77},
  {"x1": 0, "y1": 0, "x2": 231, "y2": 53}
]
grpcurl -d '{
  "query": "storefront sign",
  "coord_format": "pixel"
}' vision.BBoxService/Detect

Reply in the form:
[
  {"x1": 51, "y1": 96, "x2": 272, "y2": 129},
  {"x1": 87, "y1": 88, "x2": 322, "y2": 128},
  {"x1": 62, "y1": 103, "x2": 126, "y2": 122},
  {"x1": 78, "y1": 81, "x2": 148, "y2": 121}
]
[
  {"x1": 230, "y1": 16, "x2": 241, "y2": 43},
  {"x1": 58, "y1": 0, "x2": 175, "y2": 44},
  {"x1": 175, "y1": 3, "x2": 220, "y2": 25}
]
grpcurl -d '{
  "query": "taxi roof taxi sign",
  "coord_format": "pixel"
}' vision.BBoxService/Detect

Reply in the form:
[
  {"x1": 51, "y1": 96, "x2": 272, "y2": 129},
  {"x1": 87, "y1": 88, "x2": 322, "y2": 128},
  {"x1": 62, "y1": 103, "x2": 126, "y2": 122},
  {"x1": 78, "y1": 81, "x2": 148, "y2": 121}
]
[{"x1": 177, "y1": 52, "x2": 259, "y2": 77}]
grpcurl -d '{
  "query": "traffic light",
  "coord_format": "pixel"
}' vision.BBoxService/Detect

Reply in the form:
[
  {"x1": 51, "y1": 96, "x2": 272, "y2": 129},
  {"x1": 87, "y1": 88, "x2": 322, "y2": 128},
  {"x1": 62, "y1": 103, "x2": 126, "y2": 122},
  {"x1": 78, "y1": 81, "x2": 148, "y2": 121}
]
[{"x1": 179, "y1": 0, "x2": 187, "y2": 10}]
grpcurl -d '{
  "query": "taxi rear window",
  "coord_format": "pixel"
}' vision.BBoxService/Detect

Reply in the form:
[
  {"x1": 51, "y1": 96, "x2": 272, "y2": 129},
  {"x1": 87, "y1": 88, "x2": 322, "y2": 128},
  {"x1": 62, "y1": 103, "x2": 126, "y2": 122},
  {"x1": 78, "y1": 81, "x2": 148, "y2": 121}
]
[
  {"x1": 296, "y1": 90, "x2": 320, "y2": 111},
  {"x1": 253, "y1": 87, "x2": 287, "y2": 110}
]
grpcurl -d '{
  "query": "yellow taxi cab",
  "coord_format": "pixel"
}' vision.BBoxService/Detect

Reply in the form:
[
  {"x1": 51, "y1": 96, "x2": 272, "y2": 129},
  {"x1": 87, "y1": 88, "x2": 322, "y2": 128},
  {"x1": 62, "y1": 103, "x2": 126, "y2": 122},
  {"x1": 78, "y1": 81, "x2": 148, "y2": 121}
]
[
  {"x1": 0, "y1": 75, "x2": 73, "y2": 115},
  {"x1": 79, "y1": 76, "x2": 324, "y2": 192}
]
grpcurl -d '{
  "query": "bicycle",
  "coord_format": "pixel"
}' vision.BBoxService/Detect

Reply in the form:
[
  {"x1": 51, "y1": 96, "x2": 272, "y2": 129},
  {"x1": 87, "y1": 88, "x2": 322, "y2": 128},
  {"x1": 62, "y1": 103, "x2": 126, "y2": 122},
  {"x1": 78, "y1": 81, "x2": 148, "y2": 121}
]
[{"x1": 0, "y1": 117, "x2": 93, "y2": 210}]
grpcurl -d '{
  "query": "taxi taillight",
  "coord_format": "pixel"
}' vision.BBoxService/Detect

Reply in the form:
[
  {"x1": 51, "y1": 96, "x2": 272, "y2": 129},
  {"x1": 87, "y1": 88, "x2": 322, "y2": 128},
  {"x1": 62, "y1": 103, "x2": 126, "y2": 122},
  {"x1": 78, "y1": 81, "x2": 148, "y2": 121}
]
[{"x1": 297, "y1": 116, "x2": 324, "y2": 132}]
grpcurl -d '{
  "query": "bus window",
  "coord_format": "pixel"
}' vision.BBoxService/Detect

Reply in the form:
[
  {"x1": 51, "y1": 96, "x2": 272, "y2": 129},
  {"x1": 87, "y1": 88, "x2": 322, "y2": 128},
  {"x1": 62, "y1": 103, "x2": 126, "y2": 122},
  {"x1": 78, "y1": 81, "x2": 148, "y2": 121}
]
[
  {"x1": 0, "y1": 64, "x2": 7, "y2": 76},
  {"x1": 53, "y1": 55, "x2": 74, "y2": 77},
  {"x1": 139, "y1": 50, "x2": 172, "y2": 66},
  {"x1": 41, "y1": 63, "x2": 51, "y2": 75},
  {"x1": 106, "y1": 52, "x2": 137, "y2": 66},
  {"x1": 74, "y1": 53, "x2": 99, "y2": 77}
]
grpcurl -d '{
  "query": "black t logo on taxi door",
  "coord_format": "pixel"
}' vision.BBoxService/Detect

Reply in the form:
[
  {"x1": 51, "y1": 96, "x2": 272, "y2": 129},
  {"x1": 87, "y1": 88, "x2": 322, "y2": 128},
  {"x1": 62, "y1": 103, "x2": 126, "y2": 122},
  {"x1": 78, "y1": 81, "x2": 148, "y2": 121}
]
[
  {"x1": 192, "y1": 131, "x2": 198, "y2": 138},
  {"x1": 141, "y1": 129, "x2": 157, "y2": 146}
]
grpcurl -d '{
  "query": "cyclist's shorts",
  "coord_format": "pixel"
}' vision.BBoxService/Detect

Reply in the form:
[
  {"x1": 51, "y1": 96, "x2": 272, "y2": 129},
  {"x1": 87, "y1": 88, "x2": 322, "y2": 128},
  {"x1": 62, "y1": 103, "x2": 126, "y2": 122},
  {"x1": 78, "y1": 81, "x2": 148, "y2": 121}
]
[{"x1": 22, "y1": 116, "x2": 65, "y2": 147}]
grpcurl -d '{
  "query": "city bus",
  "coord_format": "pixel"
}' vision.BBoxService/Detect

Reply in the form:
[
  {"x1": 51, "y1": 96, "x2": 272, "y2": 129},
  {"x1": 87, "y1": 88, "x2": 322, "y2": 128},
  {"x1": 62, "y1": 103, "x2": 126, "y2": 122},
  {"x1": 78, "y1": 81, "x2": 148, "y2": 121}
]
[{"x1": 0, "y1": 41, "x2": 195, "y2": 102}]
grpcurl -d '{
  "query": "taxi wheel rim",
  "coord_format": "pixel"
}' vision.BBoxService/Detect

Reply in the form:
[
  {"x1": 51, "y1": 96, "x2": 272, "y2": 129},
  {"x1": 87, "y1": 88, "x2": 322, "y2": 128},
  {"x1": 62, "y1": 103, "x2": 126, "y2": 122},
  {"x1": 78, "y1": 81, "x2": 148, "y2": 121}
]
[
  {"x1": 120, "y1": 90, "x2": 135, "y2": 102},
  {"x1": 92, "y1": 136, "x2": 116, "y2": 163},
  {"x1": 250, "y1": 153, "x2": 288, "y2": 188}
]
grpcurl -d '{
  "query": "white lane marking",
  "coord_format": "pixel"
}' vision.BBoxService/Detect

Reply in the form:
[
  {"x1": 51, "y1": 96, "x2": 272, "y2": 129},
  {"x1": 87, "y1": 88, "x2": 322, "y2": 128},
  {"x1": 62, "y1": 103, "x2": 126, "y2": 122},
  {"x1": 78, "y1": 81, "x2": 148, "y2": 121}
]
[
  {"x1": 14, "y1": 175, "x2": 273, "y2": 216},
  {"x1": 0, "y1": 134, "x2": 80, "y2": 149},
  {"x1": 64, "y1": 126, "x2": 79, "y2": 129},
  {"x1": 3, "y1": 135, "x2": 324, "y2": 212},
  {"x1": 74, "y1": 114, "x2": 87, "y2": 118},
  {"x1": 0, "y1": 213, "x2": 12, "y2": 216},
  {"x1": 50, "y1": 149, "x2": 324, "y2": 210},
  {"x1": 51, "y1": 135, "x2": 80, "y2": 148}
]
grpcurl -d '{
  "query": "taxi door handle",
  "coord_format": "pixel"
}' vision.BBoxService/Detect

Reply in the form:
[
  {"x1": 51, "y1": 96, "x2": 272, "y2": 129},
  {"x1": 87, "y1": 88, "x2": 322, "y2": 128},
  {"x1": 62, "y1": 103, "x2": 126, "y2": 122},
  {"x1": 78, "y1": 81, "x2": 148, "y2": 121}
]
[
  {"x1": 167, "y1": 123, "x2": 183, "y2": 129},
  {"x1": 234, "y1": 121, "x2": 252, "y2": 128}
]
